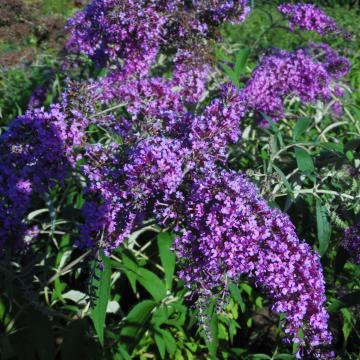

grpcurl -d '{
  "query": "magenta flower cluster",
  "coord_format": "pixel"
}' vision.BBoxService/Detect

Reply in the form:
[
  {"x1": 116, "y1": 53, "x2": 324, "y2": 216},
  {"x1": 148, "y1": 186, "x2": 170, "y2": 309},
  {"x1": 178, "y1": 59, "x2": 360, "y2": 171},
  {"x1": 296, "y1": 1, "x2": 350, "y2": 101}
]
[{"x1": 0, "y1": 1, "x2": 352, "y2": 357}]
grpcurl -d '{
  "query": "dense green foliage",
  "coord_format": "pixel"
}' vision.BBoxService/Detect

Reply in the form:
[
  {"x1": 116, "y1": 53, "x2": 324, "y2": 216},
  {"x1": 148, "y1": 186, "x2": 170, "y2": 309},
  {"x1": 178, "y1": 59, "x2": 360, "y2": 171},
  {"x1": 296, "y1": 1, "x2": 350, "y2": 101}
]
[{"x1": 0, "y1": 1, "x2": 359, "y2": 359}]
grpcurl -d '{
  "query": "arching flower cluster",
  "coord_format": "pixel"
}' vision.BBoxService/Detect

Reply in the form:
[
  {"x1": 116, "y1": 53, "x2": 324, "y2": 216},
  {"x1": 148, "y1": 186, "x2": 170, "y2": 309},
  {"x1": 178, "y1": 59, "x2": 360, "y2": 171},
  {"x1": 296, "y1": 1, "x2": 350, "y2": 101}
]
[
  {"x1": 0, "y1": 1, "x2": 352, "y2": 357},
  {"x1": 173, "y1": 168, "x2": 332, "y2": 351},
  {"x1": 278, "y1": 3, "x2": 340, "y2": 35},
  {"x1": 342, "y1": 224, "x2": 360, "y2": 265},
  {"x1": 72, "y1": 89, "x2": 334, "y2": 357}
]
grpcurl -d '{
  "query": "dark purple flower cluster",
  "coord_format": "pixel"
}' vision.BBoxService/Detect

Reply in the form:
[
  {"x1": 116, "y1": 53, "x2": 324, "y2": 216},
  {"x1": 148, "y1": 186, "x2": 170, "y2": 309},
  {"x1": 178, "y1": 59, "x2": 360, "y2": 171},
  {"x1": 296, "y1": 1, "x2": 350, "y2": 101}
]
[
  {"x1": 278, "y1": 3, "x2": 340, "y2": 35},
  {"x1": 242, "y1": 46, "x2": 350, "y2": 122},
  {"x1": 28, "y1": 85, "x2": 49, "y2": 109},
  {"x1": 342, "y1": 224, "x2": 360, "y2": 265},
  {"x1": 0, "y1": 104, "x2": 87, "y2": 250}
]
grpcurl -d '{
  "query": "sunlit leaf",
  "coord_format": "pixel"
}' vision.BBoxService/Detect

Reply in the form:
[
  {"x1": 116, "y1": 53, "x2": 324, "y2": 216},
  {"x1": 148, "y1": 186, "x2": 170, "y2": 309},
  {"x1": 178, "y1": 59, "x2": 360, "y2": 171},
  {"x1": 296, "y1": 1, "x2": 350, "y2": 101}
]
[
  {"x1": 316, "y1": 200, "x2": 331, "y2": 256},
  {"x1": 157, "y1": 232, "x2": 176, "y2": 290}
]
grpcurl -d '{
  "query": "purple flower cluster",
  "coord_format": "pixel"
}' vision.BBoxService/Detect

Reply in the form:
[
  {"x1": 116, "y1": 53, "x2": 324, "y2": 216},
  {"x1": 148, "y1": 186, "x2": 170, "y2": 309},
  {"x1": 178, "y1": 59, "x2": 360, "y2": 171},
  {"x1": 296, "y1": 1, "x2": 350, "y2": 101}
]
[
  {"x1": 79, "y1": 136, "x2": 188, "y2": 252},
  {"x1": 0, "y1": 104, "x2": 87, "y2": 250},
  {"x1": 190, "y1": 0, "x2": 250, "y2": 28},
  {"x1": 242, "y1": 46, "x2": 350, "y2": 122},
  {"x1": 79, "y1": 142, "x2": 137, "y2": 250},
  {"x1": 124, "y1": 137, "x2": 188, "y2": 208},
  {"x1": 28, "y1": 84, "x2": 49, "y2": 109},
  {"x1": 66, "y1": 0, "x2": 250, "y2": 77},
  {"x1": 66, "y1": 0, "x2": 167, "y2": 75},
  {"x1": 189, "y1": 86, "x2": 246, "y2": 164},
  {"x1": 173, "y1": 168, "x2": 332, "y2": 350},
  {"x1": 172, "y1": 49, "x2": 212, "y2": 104},
  {"x1": 309, "y1": 42, "x2": 351, "y2": 80},
  {"x1": 342, "y1": 224, "x2": 360, "y2": 265},
  {"x1": 278, "y1": 3, "x2": 340, "y2": 35},
  {"x1": 91, "y1": 73, "x2": 187, "y2": 128}
]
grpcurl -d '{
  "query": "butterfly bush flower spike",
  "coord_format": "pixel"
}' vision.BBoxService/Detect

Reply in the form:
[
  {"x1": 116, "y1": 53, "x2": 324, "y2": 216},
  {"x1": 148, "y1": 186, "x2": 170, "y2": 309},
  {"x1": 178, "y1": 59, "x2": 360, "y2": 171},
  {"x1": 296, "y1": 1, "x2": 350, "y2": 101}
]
[{"x1": 279, "y1": 3, "x2": 340, "y2": 35}]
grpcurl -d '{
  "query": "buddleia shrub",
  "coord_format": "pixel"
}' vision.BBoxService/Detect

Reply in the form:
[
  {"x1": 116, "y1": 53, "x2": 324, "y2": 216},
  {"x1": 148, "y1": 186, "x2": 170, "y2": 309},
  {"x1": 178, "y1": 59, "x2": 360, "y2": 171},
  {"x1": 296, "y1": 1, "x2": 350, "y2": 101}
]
[{"x1": 0, "y1": 1, "x2": 359, "y2": 359}]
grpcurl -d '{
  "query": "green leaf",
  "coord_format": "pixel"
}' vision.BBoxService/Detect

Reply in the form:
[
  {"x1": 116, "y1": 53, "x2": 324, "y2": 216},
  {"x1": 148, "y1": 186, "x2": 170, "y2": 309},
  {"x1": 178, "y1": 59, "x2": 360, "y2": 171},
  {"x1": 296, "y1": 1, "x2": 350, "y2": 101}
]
[
  {"x1": 240, "y1": 283, "x2": 252, "y2": 296},
  {"x1": 293, "y1": 117, "x2": 311, "y2": 140},
  {"x1": 121, "y1": 250, "x2": 138, "y2": 293},
  {"x1": 294, "y1": 147, "x2": 314, "y2": 173},
  {"x1": 121, "y1": 300, "x2": 156, "y2": 338},
  {"x1": 220, "y1": 62, "x2": 237, "y2": 85},
  {"x1": 251, "y1": 354, "x2": 272, "y2": 360},
  {"x1": 55, "y1": 235, "x2": 71, "y2": 268},
  {"x1": 157, "y1": 232, "x2": 176, "y2": 290},
  {"x1": 320, "y1": 142, "x2": 344, "y2": 154},
  {"x1": 160, "y1": 330, "x2": 177, "y2": 356},
  {"x1": 263, "y1": 114, "x2": 284, "y2": 148},
  {"x1": 328, "y1": 291, "x2": 360, "y2": 313},
  {"x1": 272, "y1": 165, "x2": 294, "y2": 199},
  {"x1": 228, "y1": 282, "x2": 245, "y2": 312},
  {"x1": 53, "y1": 278, "x2": 66, "y2": 301},
  {"x1": 155, "y1": 334, "x2": 166, "y2": 359},
  {"x1": 214, "y1": 46, "x2": 232, "y2": 62},
  {"x1": 26, "y1": 208, "x2": 49, "y2": 221},
  {"x1": 234, "y1": 48, "x2": 250, "y2": 79},
  {"x1": 275, "y1": 354, "x2": 295, "y2": 360},
  {"x1": 116, "y1": 347, "x2": 132, "y2": 360},
  {"x1": 136, "y1": 268, "x2": 166, "y2": 302},
  {"x1": 151, "y1": 305, "x2": 168, "y2": 327},
  {"x1": 316, "y1": 200, "x2": 331, "y2": 256},
  {"x1": 346, "y1": 150, "x2": 354, "y2": 161},
  {"x1": 90, "y1": 251, "x2": 112, "y2": 347},
  {"x1": 341, "y1": 308, "x2": 353, "y2": 342},
  {"x1": 206, "y1": 302, "x2": 219, "y2": 360},
  {"x1": 164, "y1": 303, "x2": 187, "y2": 328},
  {"x1": 228, "y1": 282, "x2": 241, "y2": 302},
  {"x1": 63, "y1": 290, "x2": 88, "y2": 305}
]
